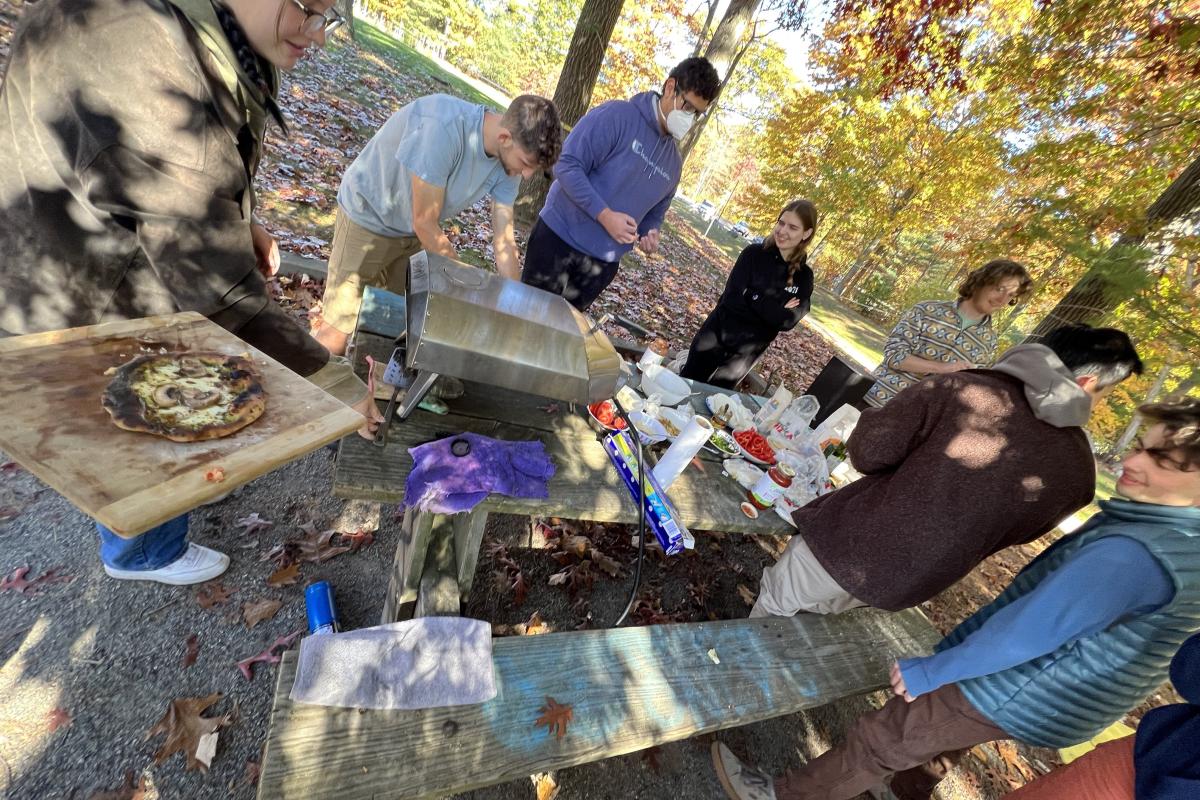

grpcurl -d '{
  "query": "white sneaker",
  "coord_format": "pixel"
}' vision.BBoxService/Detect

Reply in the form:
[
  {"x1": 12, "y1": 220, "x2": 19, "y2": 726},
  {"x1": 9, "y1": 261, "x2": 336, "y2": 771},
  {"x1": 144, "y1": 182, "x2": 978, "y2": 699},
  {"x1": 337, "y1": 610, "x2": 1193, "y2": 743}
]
[
  {"x1": 104, "y1": 543, "x2": 229, "y2": 585},
  {"x1": 712, "y1": 742, "x2": 777, "y2": 800}
]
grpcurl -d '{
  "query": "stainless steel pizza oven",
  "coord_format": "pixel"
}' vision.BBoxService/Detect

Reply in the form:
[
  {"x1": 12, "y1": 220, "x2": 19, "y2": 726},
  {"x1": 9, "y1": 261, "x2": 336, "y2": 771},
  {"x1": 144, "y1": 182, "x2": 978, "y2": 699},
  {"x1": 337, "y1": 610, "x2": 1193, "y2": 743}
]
[{"x1": 391, "y1": 251, "x2": 622, "y2": 419}]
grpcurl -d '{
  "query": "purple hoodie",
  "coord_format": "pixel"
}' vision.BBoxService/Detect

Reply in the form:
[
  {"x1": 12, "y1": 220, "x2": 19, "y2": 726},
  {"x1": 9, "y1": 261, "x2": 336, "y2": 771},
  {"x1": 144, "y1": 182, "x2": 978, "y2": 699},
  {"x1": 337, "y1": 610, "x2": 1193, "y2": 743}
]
[{"x1": 539, "y1": 91, "x2": 681, "y2": 262}]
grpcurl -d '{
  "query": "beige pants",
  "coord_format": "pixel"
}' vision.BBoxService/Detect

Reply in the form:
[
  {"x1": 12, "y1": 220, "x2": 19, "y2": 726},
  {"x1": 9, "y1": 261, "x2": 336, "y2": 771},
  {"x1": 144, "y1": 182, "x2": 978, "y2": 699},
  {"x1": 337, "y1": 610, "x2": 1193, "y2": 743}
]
[
  {"x1": 321, "y1": 209, "x2": 423, "y2": 335},
  {"x1": 750, "y1": 535, "x2": 866, "y2": 617}
]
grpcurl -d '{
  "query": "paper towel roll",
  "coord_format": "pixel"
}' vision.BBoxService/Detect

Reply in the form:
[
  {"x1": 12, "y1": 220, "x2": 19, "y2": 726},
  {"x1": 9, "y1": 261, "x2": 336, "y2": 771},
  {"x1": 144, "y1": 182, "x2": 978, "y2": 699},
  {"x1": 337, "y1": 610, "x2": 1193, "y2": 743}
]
[{"x1": 652, "y1": 415, "x2": 713, "y2": 490}]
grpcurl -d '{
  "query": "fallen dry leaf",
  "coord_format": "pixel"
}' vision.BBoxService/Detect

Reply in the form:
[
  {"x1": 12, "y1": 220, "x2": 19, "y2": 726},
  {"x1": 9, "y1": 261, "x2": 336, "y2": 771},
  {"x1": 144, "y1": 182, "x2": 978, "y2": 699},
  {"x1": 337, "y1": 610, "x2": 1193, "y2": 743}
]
[
  {"x1": 548, "y1": 571, "x2": 569, "y2": 587},
  {"x1": 242, "y1": 598, "x2": 284, "y2": 629},
  {"x1": 295, "y1": 526, "x2": 352, "y2": 564},
  {"x1": 533, "y1": 696, "x2": 574, "y2": 740},
  {"x1": 0, "y1": 565, "x2": 75, "y2": 595},
  {"x1": 87, "y1": 770, "x2": 149, "y2": 800},
  {"x1": 145, "y1": 693, "x2": 232, "y2": 773},
  {"x1": 522, "y1": 611, "x2": 550, "y2": 636},
  {"x1": 47, "y1": 707, "x2": 72, "y2": 732},
  {"x1": 565, "y1": 536, "x2": 591, "y2": 559},
  {"x1": 512, "y1": 571, "x2": 529, "y2": 607},
  {"x1": 239, "y1": 755, "x2": 263, "y2": 789},
  {"x1": 182, "y1": 634, "x2": 199, "y2": 669},
  {"x1": 340, "y1": 527, "x2": 376, "y2": 552},
  {"x1": 235, "y1": 513, "x2": 274, "y2": 535},
  {"x1": 236, "y1": 630, "x2": 302, "y2": 680},
  {"x1": 533, "y1": 771, "x2": 560, "y2": 800},
  {"x1": 737, "y1": 584, "x2": 757, "y2": 607},
  {"x1": 590, "y1": 547, "x2": 623, "y2": 578},
  {"x1": 195, "y1": 581, "x2": 235, "y2": 609},
  {"x1": 266, "y1": 563, "x2": 301, "y2": 587}
]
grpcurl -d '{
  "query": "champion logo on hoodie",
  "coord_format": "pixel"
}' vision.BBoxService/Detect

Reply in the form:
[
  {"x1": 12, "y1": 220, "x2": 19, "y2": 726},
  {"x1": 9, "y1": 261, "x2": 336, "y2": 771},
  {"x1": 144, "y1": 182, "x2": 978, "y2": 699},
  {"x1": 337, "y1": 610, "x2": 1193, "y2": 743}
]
[{"x1": 631, "y1": 139, "x2": 673, "y2": 182}]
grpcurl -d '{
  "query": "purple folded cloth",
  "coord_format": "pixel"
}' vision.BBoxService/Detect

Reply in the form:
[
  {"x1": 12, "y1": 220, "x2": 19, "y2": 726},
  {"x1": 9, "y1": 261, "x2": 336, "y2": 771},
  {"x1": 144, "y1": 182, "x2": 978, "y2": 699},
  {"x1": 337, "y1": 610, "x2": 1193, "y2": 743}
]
[{"x1": 403, "y1": 432, "x2": 556, "y2": 514}]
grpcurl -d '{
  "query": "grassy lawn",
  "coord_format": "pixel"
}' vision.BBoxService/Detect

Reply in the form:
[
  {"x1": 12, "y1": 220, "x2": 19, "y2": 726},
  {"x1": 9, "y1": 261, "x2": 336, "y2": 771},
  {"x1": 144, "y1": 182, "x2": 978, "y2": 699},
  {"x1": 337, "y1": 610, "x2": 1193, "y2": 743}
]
[{"x1": 352, "y1": 19, "x2": 508, "y2": 108}]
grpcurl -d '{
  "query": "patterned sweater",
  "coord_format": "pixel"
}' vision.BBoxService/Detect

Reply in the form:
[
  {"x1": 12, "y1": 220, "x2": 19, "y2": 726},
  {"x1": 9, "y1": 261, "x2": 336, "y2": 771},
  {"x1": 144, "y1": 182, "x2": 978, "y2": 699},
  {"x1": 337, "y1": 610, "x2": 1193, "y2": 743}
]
[{"x1": 866, "y1": 300, "x2": 998, "y2": 407}]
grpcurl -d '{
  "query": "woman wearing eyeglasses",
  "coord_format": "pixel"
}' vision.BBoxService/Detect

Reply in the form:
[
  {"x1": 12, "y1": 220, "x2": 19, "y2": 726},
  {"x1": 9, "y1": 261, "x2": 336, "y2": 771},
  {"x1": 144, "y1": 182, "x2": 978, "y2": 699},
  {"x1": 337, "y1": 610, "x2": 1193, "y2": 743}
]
[{"x1": 0, "y1": 0, "x2": 362, "y2": 587}]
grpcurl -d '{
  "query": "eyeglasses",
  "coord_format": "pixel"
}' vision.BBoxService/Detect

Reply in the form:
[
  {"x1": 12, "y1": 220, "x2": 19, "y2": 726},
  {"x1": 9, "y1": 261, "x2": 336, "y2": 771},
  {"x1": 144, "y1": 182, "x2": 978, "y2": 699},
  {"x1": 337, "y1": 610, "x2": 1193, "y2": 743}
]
[{"x1": 290, "y1": 0, "x2": 345, "y2": 35}]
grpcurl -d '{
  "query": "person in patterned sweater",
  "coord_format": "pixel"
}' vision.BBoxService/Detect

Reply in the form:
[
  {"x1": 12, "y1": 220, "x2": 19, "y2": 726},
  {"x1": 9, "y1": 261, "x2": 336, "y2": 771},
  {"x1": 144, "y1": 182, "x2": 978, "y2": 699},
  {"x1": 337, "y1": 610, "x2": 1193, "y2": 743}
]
[
  {"x1": 865, "y1": 259, "x2": 1033, "y2": 408},
  {"x1": 714, "y1": 395, "x2": 1200, "y2": 800}
]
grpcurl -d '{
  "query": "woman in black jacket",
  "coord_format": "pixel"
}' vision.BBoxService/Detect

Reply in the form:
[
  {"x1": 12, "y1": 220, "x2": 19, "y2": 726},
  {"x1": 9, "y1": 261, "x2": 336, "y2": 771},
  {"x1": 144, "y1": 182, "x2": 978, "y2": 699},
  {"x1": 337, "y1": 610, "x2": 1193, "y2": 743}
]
[{"x1": 681, "y1": 199, "x2": 818, "y2": 389}]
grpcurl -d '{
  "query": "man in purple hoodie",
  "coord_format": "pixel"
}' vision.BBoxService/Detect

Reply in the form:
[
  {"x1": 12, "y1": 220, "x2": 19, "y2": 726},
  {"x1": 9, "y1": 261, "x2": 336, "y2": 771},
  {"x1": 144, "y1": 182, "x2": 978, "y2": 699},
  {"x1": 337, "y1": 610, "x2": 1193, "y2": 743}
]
[{"x1": 521, "y1": 57, "x2": 720, "y2": 310}]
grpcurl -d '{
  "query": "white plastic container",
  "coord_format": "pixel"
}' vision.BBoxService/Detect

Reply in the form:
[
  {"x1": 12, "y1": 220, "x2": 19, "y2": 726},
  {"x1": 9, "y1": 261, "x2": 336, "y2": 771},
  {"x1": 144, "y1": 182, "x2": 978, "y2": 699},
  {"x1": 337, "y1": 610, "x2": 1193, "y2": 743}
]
[{"x1": 753, "y1": 385, "x2": 793, "y2": 434}]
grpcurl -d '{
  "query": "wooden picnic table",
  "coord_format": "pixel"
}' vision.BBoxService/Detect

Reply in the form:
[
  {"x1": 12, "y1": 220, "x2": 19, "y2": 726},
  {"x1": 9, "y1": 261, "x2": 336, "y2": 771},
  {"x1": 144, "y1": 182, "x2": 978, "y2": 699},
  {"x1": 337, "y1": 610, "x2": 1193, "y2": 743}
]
[
  {"x1": 332, "y1": 287, "x2": 796, "y2": 620},
  {"x1": 256, "y1": 286, "x2": 940, "y2": 800}
]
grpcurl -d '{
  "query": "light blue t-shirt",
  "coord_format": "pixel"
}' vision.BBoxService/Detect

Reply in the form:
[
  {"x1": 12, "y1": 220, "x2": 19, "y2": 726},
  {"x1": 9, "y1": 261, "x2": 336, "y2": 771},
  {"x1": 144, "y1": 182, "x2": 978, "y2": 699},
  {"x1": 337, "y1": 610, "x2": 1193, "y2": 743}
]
[{"x1": 337, "y1": 94, "x2": 519, "y2": 237}]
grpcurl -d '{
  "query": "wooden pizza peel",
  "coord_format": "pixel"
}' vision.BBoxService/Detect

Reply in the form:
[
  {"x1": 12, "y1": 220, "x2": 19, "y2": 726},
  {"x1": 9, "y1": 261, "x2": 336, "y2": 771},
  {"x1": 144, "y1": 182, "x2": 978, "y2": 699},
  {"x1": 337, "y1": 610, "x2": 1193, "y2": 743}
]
[{"x1": 0, "y1": 312, "x2": 364, "y2": 537}]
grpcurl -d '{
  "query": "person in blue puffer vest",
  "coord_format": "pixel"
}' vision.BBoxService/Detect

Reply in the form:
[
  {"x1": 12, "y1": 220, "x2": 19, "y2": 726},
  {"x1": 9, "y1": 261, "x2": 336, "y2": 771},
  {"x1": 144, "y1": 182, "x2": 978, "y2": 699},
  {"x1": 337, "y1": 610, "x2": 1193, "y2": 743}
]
[{"x1": 709, "y1": 394, "x2": 1200, "y2": 800}]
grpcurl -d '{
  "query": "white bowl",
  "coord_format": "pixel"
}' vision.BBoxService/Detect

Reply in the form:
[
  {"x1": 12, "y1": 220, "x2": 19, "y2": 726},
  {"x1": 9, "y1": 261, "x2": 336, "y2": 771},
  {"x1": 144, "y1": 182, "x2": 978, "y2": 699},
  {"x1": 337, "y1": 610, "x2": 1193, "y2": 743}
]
[
  {"x1": 640, "y1": 364, "x2": 691, "y2": 405},
  {"x1": 656, "y1": 406, "x2": 693, "y2": 440},
  {"x1": 628, "y1": 410, "x2": 668, "y2": 443}
]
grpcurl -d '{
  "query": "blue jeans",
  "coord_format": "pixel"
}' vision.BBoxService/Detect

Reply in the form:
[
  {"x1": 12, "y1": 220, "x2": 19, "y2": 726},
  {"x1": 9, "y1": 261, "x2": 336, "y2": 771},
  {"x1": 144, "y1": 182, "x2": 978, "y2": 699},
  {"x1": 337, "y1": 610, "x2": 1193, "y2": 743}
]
[{"x1": 97, "y1": 514, "x2": 189, "y2": 570}]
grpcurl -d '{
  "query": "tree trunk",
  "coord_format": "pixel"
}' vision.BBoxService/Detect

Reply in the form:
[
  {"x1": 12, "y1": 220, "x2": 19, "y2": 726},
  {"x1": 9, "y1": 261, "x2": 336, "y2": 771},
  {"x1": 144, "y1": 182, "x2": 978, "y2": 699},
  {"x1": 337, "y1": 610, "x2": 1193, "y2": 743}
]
[
  {"x1": 1112, "y1": 363, "x2": 1173, "y2": 454},
  {"x1": 513, "y1": 0, "x2": 627, "y2": 227},
  {"x1": 692, "y1": 0, "x2": 720, "y2": 57},
  {"x1": 1028, "y1": 152, "x2": 1200, "y2": 339},
  {"x1": 337, "y1": 0, "x2": 355, "y2": 40},
  {"x1": 679, "y1": 26, "x2": 756, "y2": 160},
  {"x1": 834, "y1": 232, "x2": 884, "y2": 295},
  {"x1": 701, "y1": 0, "x2": 759, "y2": 76}
]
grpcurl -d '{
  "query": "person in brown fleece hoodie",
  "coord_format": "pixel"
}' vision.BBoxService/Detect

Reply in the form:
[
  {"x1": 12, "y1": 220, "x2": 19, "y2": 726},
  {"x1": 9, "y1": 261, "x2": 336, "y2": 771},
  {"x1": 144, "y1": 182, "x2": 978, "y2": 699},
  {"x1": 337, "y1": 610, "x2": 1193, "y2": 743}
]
[{"x1": 751, "y1": 324, "x2": 1143, "y2": 617}]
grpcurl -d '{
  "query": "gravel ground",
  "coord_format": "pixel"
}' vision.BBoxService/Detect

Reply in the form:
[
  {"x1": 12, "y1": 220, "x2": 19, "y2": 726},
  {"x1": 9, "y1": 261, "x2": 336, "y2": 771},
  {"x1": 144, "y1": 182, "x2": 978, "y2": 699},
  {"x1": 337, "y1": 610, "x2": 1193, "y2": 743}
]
[{"x1": 0, "y1": 446, "x2": 996, "y2": 800}]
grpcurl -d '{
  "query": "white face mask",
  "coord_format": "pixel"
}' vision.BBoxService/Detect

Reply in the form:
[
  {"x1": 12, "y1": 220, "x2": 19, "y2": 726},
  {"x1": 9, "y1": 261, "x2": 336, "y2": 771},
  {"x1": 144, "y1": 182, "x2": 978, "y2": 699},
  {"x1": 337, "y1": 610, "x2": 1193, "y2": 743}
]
[{"x1": 660, "y1": 92, "x2": 697, "y2": 141}]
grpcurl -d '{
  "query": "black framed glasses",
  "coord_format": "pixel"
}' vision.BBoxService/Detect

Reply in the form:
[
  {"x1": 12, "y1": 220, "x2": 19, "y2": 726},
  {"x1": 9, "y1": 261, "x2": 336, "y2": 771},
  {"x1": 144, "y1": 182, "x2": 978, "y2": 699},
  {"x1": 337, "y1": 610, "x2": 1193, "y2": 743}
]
[{"x1": 290, "y1": 0, "x2": 345, "y2": 35}]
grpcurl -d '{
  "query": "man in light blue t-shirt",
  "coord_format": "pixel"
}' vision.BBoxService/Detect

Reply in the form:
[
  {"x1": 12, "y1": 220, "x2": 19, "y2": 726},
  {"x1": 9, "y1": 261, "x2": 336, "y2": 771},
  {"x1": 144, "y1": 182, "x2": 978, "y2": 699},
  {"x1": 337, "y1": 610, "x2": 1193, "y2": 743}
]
[{"x1": 315, "y1": 93, "x2": 561, "y2": 355}]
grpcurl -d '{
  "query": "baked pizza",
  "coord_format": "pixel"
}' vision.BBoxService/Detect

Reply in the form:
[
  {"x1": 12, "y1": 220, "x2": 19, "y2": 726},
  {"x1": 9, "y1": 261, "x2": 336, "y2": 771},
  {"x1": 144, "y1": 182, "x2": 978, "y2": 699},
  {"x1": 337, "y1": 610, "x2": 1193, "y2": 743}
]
[{"x1": 102, "y1": 353, "x2": 266, "y2": 442}]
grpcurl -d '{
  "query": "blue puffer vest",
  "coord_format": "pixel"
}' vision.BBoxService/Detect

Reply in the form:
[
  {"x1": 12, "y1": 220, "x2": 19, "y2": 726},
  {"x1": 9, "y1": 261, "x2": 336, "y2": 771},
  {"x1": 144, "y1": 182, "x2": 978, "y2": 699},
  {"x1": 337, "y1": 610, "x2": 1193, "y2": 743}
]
[{"x1": 943, "y1": 499, "x2": 1200, "y2": 749}]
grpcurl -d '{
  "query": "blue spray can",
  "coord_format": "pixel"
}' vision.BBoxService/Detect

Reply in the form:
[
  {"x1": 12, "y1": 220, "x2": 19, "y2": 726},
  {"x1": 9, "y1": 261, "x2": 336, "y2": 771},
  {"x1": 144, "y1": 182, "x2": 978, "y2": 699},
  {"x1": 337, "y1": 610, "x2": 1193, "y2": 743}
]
[{"x1": 304, "y1": 581, "x2": 339, "y2": 635}]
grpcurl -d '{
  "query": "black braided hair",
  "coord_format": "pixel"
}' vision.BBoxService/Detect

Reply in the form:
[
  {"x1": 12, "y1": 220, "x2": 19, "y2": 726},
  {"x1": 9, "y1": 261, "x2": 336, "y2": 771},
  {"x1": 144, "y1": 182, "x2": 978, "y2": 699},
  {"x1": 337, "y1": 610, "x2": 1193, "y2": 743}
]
[{"x1": 213, "y1": 2, "x2": 289, "y2": 135}]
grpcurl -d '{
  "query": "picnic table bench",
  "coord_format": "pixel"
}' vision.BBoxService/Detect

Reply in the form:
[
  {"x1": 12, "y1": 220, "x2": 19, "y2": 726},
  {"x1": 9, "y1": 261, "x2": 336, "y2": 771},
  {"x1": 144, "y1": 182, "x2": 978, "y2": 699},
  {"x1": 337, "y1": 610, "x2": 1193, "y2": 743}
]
[{"x1": 257, "y1": 286, "x2": 941, "y2": 799}]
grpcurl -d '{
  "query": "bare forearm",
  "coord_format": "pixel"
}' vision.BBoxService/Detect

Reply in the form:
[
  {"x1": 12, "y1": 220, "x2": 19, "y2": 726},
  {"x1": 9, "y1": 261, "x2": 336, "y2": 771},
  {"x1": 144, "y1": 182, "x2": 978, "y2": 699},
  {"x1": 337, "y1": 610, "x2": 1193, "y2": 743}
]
[
  {"x1": 894, "y1": 355, "x2": 966, "y2": 374},
  {"x1": 494, "y1": 242, "x2": 520, "y2": 280},
  {"x1": 413, "y1": 221, "x2": 456, "y2": 260}
]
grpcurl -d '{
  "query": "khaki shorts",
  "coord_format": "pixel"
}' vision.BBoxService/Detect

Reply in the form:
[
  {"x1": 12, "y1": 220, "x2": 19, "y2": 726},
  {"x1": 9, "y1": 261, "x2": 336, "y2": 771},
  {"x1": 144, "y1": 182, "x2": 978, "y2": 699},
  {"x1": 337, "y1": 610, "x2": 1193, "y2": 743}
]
[
  {"x1": 750, "y1": 535, "x2": 866, "y2": 617},
  {"x1": 322, "y1": 209, "x2": 423, "y2": 335}
]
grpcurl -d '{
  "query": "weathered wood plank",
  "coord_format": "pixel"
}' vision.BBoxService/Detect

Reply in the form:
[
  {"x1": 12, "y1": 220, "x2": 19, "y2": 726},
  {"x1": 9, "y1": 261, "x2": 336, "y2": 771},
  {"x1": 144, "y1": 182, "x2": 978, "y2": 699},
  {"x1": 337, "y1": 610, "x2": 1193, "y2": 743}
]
[
  {"x1": 257, "y1": 608, "x2": 939, "y2": 800},
  {"x1": 380, "y1": 509, "x2": 434, "y2": 624},
  {"x1": 414, "y1": 519, "x2": 460, "y2": 617},
  {"x1": 453, "y1": 510, "x2": 489, "y2": 598}
]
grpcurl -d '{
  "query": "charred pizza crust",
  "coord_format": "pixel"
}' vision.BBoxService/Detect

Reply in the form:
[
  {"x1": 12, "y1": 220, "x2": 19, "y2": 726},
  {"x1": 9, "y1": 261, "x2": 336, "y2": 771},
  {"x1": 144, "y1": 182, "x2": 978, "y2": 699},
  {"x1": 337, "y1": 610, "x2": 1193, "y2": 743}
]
[{"x1": 102, "y1": 353, "x2": 266, "y2": 442}]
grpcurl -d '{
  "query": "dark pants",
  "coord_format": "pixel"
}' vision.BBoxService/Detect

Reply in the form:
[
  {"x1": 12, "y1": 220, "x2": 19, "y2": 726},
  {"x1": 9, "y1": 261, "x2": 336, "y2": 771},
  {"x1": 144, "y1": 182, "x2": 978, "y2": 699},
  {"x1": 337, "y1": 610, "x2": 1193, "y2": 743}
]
[
  {"x1": 520, "y1": 218, "x2": 620, "y2": 311},
  {"x1": 775, "y1": 684, "x2": 1008, "y2": 800},
  {"x1": 679, "y1": 307, "x2": 774, "y2": 390}
]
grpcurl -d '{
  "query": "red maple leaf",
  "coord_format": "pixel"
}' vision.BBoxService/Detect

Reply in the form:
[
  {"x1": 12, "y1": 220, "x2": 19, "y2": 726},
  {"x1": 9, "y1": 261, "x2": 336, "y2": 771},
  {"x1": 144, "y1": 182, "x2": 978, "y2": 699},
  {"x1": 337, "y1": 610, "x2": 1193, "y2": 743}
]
[
  {"x1": 181, "y1": 634, "x2": 199, "y2": 669},
  {"x1": 533, "y1": 696, "x2": 574, "y2": 740},
  {"x1": 236, "y1": 630, "x2": 302, "y2": 680},
  {"x1": 195, "y1": 581, "x2": 235, "y2": 609},
  {"x1": 47, "y1": 707, "x2": 72, "y2": 732},
  {"x1": 0, "y1": 565, "x2": 75, "y2": 595}
]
